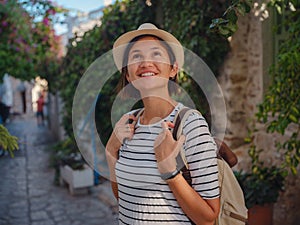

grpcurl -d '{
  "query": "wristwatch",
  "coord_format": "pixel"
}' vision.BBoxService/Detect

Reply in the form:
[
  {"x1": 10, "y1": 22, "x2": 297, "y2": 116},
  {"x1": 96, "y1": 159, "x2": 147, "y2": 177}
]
[{"x1": 160, "y1": 169, "x2": 180, "y2": 180}]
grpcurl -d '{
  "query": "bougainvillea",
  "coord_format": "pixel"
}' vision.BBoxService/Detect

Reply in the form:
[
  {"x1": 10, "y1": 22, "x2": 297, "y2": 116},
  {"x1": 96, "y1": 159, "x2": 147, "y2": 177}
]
[{"x1": 0, "y1": 0, "x2": 66, "y2": 83}]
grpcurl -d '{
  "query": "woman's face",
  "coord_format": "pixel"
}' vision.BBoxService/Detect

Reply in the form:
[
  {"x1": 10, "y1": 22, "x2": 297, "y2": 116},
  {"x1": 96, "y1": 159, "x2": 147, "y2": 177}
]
[{"x1": 125, "y1": 36, "x2": 178, "y2": 96}]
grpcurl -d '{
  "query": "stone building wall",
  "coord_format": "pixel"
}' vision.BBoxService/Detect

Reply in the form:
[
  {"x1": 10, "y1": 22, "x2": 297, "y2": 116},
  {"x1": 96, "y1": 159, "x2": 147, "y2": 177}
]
[
  {"x1": 217, "y1": 7, "x2": 300, "y2": 225},
  {"x1": 218, "y1": 11, "x2": 263, "y2": 149}
]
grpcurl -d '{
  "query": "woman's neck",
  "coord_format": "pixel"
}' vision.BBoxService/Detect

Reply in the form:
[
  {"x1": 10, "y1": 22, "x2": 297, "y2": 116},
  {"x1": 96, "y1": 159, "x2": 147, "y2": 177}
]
[{"x1": 140, "y1": 96, "x2": 177, "y2": 125}]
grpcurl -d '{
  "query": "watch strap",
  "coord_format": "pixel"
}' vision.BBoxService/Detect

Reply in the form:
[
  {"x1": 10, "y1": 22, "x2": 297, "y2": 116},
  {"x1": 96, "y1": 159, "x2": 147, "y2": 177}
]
[{"x1": 160, "y1": 169, "x2": 180, "y2": 180}]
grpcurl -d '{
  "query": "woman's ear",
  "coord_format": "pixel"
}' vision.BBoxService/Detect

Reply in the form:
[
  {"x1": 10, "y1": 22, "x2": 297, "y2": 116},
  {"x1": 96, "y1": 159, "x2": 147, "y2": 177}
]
[
  {"x1": 170, "y1": 62, "x2": 178, "y2": 78},
  {"x1": 126, "y1": 73, "x2": 131, "y2": 83}
]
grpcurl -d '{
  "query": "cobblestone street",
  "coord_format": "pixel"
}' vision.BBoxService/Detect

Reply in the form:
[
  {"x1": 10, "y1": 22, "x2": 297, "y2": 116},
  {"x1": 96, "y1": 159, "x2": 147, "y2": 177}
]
[{"x1": 0, "y1": 114, "x2": 118, "y2": 225}]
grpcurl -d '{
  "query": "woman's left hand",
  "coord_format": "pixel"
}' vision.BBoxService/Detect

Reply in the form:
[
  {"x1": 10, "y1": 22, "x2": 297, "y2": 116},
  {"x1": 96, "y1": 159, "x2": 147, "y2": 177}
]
[{"x1": 154, "y1": 121, "x2": 185, "y2": 174}]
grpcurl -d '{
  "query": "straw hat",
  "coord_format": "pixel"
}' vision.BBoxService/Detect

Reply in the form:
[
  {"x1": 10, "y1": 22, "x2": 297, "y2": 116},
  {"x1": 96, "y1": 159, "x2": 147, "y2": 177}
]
[{"x1": 113, "y1": 23, "x2": 184, "y2": 71}]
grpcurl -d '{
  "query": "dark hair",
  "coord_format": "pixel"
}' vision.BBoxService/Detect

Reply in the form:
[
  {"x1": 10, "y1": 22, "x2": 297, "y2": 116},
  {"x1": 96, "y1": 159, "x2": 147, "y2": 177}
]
[{"x1": 116, "y1": 34, "x2": 178, "y2": 99}]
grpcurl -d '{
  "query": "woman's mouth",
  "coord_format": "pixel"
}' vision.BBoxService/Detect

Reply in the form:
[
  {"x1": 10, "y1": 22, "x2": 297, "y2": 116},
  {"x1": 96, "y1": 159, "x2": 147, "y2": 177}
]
[{"x1": 140, "y1": 72, "x2": 155, "y2": 77}]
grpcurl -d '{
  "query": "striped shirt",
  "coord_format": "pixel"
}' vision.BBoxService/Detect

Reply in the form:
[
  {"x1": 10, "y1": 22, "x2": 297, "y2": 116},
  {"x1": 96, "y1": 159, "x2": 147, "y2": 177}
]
[{"x1": 115, "y1": 103, "x2": 219, "y2": 224}]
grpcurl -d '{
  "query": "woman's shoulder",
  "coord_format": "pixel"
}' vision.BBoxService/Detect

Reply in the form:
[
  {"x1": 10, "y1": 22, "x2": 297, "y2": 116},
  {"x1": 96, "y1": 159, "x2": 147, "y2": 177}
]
[
  {"x1": 176, "y1": 105, "x2": 208, "y2": 130},
  {"x1": 177, "y1": 104, "x2": 205, "y2": 120}
]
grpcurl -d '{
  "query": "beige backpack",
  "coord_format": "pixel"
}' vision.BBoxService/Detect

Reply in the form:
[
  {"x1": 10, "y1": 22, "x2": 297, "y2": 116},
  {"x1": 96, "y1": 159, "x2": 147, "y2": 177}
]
[{"x1": 172, "y1": 107, "x2": 248, "y2": 225}]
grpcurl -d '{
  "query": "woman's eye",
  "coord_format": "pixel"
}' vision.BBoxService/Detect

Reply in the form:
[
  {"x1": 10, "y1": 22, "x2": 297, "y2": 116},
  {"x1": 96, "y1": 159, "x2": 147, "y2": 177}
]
[
  {"x1": 153, "y1": 51, "x2": 162, "y2": 57},
  {"x1": 131, "y1": 54, "x2": 142, "y2": 61}
]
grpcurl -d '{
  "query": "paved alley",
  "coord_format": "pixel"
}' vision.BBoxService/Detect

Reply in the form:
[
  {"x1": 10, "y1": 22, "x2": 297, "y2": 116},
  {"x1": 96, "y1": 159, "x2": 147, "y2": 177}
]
[{"x1": 0, "y1": 114, "x2": 118, "y2": 225}]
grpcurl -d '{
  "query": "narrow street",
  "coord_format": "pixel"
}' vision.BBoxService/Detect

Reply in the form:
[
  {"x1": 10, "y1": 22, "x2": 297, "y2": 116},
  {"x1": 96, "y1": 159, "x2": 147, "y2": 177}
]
[{"x1": 0, "y1": 114, "x2": 118, "y2": 225}]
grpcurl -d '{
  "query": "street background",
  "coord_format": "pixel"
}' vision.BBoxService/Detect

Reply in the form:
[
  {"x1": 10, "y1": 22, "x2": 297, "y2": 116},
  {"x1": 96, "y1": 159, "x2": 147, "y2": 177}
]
[{"x1": 0, "y1": 113, "x2": 118, "y2": 225}]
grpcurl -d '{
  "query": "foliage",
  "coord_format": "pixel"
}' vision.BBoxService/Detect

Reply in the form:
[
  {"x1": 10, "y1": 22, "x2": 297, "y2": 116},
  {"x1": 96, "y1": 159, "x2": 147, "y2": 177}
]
[
  {"x1": 209, "y1": 0, "x2": 253, "y2": 37},
  {"x1": 0, "y1": 0, "x2": 34, "y2": 79},
  {"x1": 59, "y1": 0, "x2": 230, "y2": 146},
  {"x1": 0, "y1": 0, "x2": 65, "y2": 85},
  {"x1": 162, "y1": 0, "x2": 230, "y2": 74},
  {"x1": 49, "y1": 138, "x2": 85, "y2": 185},
  {"x1": 211, "y1": 0, "x2": 299, "y2": 208},
  {"x1": 256, "y1": 0, "x2": 300, "y2": 175},
  {"x1": 235, "y1": 145, "x2": 286, "y2": 208},
  {"x1": 0, "y1": 124, "x2": 18, "y2": 157}
]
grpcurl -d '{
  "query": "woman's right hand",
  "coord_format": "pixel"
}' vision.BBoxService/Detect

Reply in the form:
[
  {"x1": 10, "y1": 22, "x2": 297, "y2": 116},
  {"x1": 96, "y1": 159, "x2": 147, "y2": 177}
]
[
  {"x1": 106, "y1": 113, "x2": 137, "y2": 186},
  {"x1": 106, "y1": 113, "x2": 137, "y2": 156},
  {"x1": 114, "y1": 113, "x2": 137, "y2": 143}
]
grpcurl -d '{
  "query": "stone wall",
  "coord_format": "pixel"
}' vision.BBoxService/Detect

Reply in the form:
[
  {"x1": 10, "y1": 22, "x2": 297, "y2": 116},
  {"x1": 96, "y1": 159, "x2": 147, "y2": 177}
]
[
  {"x1": 218, "y1": 11, "x2": 263, "y2": 148},
  {"x1": 217, "y1": 8, "x2": 300, "y2": 225}
]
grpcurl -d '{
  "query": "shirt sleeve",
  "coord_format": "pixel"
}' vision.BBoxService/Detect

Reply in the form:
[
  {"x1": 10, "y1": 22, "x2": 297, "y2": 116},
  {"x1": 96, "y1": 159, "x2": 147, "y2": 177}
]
[{"x1": 182, "y1": 112, "x2": 220, "y2": 199}]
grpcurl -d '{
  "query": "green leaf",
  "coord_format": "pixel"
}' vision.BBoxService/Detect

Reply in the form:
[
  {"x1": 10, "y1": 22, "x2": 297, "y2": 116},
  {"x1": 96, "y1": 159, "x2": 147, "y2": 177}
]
[
  {"x1": 289, "y1": 114, "x2": 298, "y2": 123},
  {"x1": 236, "y1": 4, "x2": 246, "y2": 16},
  {"x1": 291, "y1": 106, "x2": 299, "y2": 116},
  {"x1": 227, "y1": 9, "x2": 238, "y2": 23}
]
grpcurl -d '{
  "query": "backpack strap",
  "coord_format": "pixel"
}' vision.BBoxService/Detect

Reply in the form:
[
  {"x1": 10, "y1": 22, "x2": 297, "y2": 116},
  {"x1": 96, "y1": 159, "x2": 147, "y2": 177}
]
[
  {"x1": 172, "y1": 107, "x2": 239, "y2": 186},
  {"x1": 214, "y1": 138, "x2": 238, "y2": 168},
  {"x1": 130, "y1": 108, "x2": 144, "y2": 125},
  {"x1": 173, "y1": 107, "x2": 198, "y2": 187}
]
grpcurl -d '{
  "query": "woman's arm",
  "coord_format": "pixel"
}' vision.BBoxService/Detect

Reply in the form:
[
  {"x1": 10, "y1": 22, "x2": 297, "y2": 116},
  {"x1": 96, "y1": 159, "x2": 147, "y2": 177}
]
[
  {"x1": 154, "y1": 121, "x2": 220, "y2": 224},
  {"x1": 167, "y1": 174, "x2": 219, "y2": 225},
  {"x1": 105, "y1": 114, "x2": 137, "y2": 200},
  {"x1": 105, "y1": 133, "x2": 120, "y2": 199}
]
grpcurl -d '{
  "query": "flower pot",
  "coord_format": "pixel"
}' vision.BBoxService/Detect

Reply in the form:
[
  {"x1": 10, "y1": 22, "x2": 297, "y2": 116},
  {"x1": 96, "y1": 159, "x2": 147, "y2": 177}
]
[
  {"x1": 60, "y1": 164, "x2": 94, "y2": 195},
  {"x1": 247, "y1": 203, "x2": 273, "y2": 225}
]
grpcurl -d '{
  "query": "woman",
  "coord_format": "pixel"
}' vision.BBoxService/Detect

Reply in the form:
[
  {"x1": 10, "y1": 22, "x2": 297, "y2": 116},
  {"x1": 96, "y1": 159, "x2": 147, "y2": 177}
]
[{"x1": 106, "y1": 23, "x2": 220, "y2": 225}]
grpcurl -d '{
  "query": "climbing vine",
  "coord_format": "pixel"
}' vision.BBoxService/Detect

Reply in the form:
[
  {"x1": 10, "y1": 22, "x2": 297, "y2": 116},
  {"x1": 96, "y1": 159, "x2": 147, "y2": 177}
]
[
  {"x1": 256, "y1": 0, "x2": 300, "y2": 174},
  {"x1": 212, "y1": 0, "x2": 300, "y2": 174}
]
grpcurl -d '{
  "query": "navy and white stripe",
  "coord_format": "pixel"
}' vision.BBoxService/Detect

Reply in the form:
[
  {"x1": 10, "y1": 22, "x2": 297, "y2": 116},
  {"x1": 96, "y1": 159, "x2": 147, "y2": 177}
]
[{"x1": 115, "y1": 103, "x2": 219, "y2": 224}]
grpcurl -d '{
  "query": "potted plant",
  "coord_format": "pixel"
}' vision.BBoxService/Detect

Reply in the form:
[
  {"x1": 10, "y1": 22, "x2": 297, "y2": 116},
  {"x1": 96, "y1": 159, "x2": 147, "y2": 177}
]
[
  {"x1": 50, "y1": 138, "x2": 94, "y2": 195},
  {"x1": 0, "y1": 124, "x2": 18, "y2": 157},
  {"x1": 235, "y1": 144, "x2": 287, "y2": 225}
]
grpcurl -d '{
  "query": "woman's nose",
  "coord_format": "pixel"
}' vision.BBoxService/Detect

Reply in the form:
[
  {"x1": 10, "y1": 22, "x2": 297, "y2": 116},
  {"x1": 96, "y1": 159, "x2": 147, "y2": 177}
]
[
  {"x1": 139, "y1": 59, "x2": 154, "y2": 67},
  {"x1": 139, "y1": 55, "x2": 155, "y2": 67}
]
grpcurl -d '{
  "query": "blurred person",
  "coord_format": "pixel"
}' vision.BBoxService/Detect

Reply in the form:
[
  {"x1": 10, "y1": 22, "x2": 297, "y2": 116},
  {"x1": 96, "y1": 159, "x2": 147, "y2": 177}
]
[
  {"x1": 0, "y1": 73, "x2": 13, "y2": 124},
  {"x1": 36, "y1": 92, "x2": 45, "y2": 126}
]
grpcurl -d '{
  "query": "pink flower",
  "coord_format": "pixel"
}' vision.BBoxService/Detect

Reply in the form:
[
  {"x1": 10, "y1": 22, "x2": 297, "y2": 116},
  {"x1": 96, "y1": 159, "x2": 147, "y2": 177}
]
[
  {"x1": 43, "y1": 18, "x2": 49, "y2": 26},
  {"x1": 43, "y1": 36, "x2": 49, "y2": 42},
  {"x1": 2, "y1": 21, "x2": 8, "y2": 27},
  {"x1": 47, "y1": 8, "x2": 56, "y2": 15}
]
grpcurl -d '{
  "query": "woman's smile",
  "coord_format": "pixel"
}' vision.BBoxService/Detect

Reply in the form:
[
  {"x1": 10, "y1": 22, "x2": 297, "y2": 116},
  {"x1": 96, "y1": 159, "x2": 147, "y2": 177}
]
[{"x1": 140, "y1": 72, "x2": 156, "y2": 77}]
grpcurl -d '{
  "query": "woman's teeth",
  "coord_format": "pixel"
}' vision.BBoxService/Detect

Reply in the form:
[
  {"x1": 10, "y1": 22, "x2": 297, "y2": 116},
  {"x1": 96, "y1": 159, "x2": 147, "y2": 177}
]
[{"x1": 141, "y1": 72, "x2": 155, "y2": 77}]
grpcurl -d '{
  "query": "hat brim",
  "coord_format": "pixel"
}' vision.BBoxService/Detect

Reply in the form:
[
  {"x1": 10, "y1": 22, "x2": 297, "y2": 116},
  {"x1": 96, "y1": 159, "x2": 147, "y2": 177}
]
[{"x1": 113, "y1": 28, "x2": 184, "y2": 72}]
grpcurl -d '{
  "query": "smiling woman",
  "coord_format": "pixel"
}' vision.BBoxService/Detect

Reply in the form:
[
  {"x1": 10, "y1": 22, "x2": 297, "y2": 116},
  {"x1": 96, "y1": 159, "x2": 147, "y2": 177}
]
[{"x1": 106, "y1": 23, "x2": 220, "y2": 225}]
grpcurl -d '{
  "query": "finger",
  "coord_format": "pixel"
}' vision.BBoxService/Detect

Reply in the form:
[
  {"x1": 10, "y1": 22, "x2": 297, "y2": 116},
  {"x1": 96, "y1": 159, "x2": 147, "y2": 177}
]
[
  {"x1": 154, "y1": 130, "x2": 167, "y2": 148},
  {"x1": 128, "y1": 123, "x2": 136, "y2": 130},
  {"x1": 126, "y1": 124, "x2": 136, "y2": 140},
  {"x1": 123, "y1": 125, "x2": 132, "y2": 133},
  {"x1": 117, "y1": 114, "x2": 129, "y2": 125},
  {"x1": 165, "y1": 121, "x2": 175, "y2": 128},
  {"x1": 161, "y1": 121, "x2": 171, "y2": 133},
  {"x1": 173, "y1": 135, "x2": 186, "y2": 156},
  {"x1": 127, "y1": 114, "x2": 138, "y2": 124}
]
